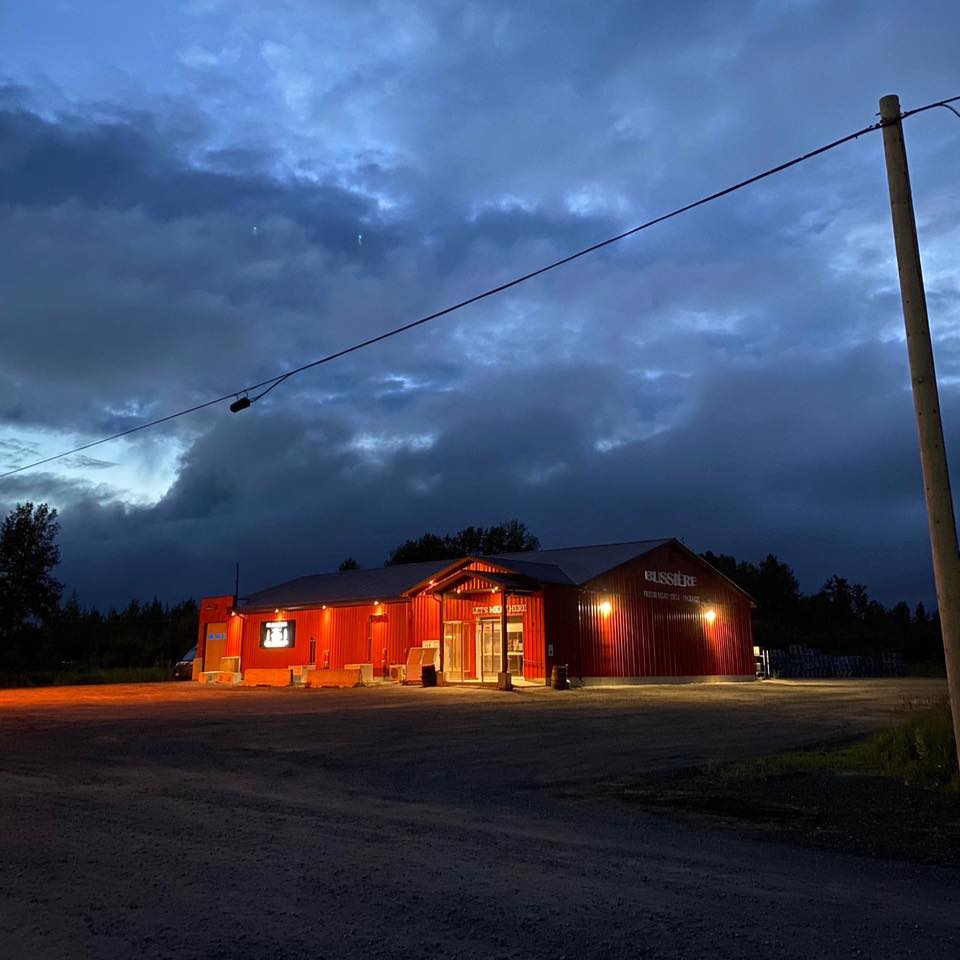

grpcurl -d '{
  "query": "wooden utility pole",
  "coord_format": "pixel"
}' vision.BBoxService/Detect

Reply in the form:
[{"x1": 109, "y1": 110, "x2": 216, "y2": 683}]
[{"x1": 880, "y1": 94, "x2": 960, "y2": 771}]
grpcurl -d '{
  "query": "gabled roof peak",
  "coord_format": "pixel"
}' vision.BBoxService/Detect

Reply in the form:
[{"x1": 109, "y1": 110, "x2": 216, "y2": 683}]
[{"x1": 489, "y1": 538, "x2": 673, "y2": 585}]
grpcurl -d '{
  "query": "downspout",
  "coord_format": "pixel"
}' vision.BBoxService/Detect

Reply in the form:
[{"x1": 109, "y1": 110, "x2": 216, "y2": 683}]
[{"x1": 576, "y1": 590, "x2": 584, "y2": 684}]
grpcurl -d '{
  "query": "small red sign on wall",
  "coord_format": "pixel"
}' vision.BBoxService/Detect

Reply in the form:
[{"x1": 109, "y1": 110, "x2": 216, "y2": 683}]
[{"x1": 369, "y1": 614, "x2": 389, "y2": 623}]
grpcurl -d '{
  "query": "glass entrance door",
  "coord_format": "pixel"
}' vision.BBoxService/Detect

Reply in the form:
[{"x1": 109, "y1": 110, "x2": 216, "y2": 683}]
[
  {"x1": 478, "y1": 621, "x2": 499, "y2": 680},
  {"x1": 507, "y1": 621, "x2": 523, "y2": 677},
  {"x1": 476, "y1": 619, "x2": 523, "y2": 681},
  {"x1": 443, "y1": 621, "x2": 465, "y2": 681}
]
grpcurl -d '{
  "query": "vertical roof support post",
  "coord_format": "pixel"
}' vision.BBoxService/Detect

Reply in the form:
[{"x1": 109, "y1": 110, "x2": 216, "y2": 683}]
[
  {"x1": 498, "y1": 589, "x2": 512, "y2": 690},
  {"x1": 439, "y1": 593, "x2": 446, "y2": 676}
]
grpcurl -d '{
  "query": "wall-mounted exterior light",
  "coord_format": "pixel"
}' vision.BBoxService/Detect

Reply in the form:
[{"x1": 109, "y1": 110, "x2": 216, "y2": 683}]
[
  {"x1": 599, "y1": 600, "x2": 612, "y2": 617},
  {"x1": 704, "y1": 608, "x2": 717, "y2": 624}
]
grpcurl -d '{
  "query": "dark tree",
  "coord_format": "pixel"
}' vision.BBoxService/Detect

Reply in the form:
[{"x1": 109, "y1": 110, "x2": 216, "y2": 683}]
[
  {"x1": 386, "y1": 533, "x2": 457, "y2": 565},
  {"x1": 907, "y1": 602, "x2": 942, "y2": 663},
  {"x1": 818, "y1": 576, "x2": 856, "y2": 623},
  {"x1": 754, "y1": 554, "x2": 801, "y2": 620},
  {"x1": 46, "y1": 596, "x2": 199, "y2": 670},
  {"x1": 702, "y1": 546, "x2": 944, "y2": 664},
  {"x1": 447, "y1": 525, "x2": 486, "y2": 556},
  {"x1": 851, "y1": 583, "x2": 871, "y2": 620},
  {"x1": 890, "y1": 601, "x2": 912, "y2": 627},
  {"x1": 476, "y1": 519, "x2": 540, "y2": 555},
  {"x1": 338, "y1": 557, "x2": 360, "y2": 571},
  {"x1": 386, "y1": 521, "x2": 540, "y2": 565},
  {"x1": 0, "y1": 502, "x2": 63, "y2": 664}
]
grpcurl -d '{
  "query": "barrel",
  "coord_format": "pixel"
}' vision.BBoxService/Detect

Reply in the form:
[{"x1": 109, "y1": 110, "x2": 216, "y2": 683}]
[{"x1": 550, "y1": 664, "x2": 569, "y2": 690}]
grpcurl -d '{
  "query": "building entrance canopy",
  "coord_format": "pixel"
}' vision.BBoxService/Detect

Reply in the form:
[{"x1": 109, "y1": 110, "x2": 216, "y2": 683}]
[
  {"x1": 423, "y1": 568, "x2": 540, "y2": 598},
  {"x1": 422, "y1": 568, "x2": 541, "y2": 687}
]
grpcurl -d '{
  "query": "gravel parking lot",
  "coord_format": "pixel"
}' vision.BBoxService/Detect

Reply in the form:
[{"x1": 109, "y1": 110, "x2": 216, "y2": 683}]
[{"x1": 0, "y1": 678, "x2": 956, "y2": 959}]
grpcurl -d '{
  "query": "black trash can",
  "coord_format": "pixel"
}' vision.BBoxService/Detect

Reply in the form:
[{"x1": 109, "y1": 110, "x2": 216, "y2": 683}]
[
  {"x1": 550, "y1": 664, "x2": 569, "y2": 690},
  {"x1": 421, "y1": 663, "x2": 438, "y2": 687}
]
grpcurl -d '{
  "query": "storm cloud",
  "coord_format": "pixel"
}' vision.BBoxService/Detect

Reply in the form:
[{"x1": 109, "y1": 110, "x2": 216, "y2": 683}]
[{"x1": 1, "y1": 0, "x2": 958, "y2": 608}]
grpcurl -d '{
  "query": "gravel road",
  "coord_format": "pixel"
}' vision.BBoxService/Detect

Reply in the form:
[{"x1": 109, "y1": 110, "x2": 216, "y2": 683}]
[{"x1": 0, "y1": 678, "x2": 956, "y2": 959}]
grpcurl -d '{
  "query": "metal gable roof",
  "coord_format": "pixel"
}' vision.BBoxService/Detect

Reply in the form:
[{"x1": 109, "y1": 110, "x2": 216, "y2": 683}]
[
  {"x1": 237, "y1": 558, "x2": 456, "y2": 611},
  {"x1": 489, "y1": 538, "x2": 672, "y2": 586},
  {"x1": 237, "y1": 539, "x2": 683, "y2": 610}
]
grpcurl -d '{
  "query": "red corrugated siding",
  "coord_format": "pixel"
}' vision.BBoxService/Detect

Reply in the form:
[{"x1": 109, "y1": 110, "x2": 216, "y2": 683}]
[
  {"x1": 226, "y1": 614, "x2": 243, "y2": 659},
  {"x1": 543, "y1": 584, "x2": 581, "y2": 677},
  {"x1": 576, "y1": 543, "x2": 754, "y2": 678},
  {"x1": 241, "y1": 601, "x2": 415, "y2": 674},
  {"x1": 411, "y1": 593, "x2": 441, "y2": 645},
  {"x1": 448, "y1": 576, "x2": 499, "y2": 594},
  {"x1": 461, "y1": 560, "x2": 504, "y2": 574},
  {"x1": 520, "y1": 593, "x2": 546, "y2": 681}
]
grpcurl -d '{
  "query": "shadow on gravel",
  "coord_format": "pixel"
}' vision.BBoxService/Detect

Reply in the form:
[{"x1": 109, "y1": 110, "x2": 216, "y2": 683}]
[{"x1": 594, "y1": 765, "x2": 960, "y2": 868}]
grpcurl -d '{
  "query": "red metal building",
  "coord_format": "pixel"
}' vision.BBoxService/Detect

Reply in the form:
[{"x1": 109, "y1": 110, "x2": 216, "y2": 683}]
[{"x1": 196, "y1": 538, "x2": 756, "y2": 686}]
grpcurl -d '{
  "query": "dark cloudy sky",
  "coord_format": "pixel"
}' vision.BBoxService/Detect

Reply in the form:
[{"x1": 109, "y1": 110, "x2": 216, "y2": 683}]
[{"x1": 1, "y1": 1, "x2": 958, "y2": 609}]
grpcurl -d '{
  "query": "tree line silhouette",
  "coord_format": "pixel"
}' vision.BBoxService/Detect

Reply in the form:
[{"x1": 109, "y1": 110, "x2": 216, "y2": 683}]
[{"x1": 702, "y1": 551, "x2": 942, "y2": 663}]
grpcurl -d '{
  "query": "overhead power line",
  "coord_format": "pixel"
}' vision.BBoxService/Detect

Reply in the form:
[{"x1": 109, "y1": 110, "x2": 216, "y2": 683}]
[
  {"x1": 898, "y1": 96, "x2": 960, "y2": 123},
  {"x1": 3, "y1": 94, "x2": 958, "y2": 481}
]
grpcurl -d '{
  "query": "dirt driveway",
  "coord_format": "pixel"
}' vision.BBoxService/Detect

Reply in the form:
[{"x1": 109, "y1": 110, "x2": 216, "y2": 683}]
[{"x1": 0, "y1": 678, "x2": 956, "y2": 959}]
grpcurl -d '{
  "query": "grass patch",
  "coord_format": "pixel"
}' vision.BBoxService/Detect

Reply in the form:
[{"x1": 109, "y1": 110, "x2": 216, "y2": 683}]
[
  {"x1": 600, "y1": 700, "x2": 960, "y2": 866},
  {"x1": 747, "y1": 700, "x2": 958, "y2": 792},
  {"x1": 0, "y1": 666, "x2": 175, "y2": 689}
]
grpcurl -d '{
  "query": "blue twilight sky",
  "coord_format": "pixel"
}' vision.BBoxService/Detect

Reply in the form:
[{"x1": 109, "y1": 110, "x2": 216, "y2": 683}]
[{"x1": 0, "y1": 0, "x2": 958, "y2": 609}]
